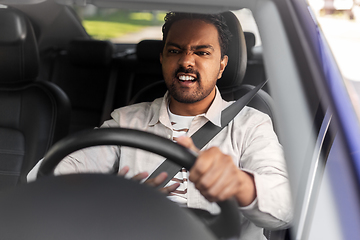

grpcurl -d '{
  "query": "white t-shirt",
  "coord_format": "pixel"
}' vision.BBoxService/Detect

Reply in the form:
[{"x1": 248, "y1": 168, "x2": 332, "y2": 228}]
[{"x1": 165, "y1": 107, "x2": 194, "y2": 206}]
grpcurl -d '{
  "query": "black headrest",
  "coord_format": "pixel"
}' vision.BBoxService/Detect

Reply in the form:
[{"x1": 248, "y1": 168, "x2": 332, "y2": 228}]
[
  {"x1": 244, "y1": 32, "x2": 256, "y2": 49},
  {"x1": 68, "y1": 40, "x2": 114, "y2": 67},
  {"x1": 244, "y1": 32, "x2": 256, "y2": 59},
  {"x1": 136, "y1": 40, "x2": 163, "y2": 62},
  {"x1": 0, "y1": 7, "x2": 39, "y2": 83},
  {"x1": 217, "y1": 11, "x2": 247, "y2": 92}
]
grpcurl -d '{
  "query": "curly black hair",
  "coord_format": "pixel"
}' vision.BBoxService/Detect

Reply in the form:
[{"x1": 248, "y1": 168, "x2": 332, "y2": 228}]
[{"x1": 162, "y1": 12, "x2": 232, "y2": 58}]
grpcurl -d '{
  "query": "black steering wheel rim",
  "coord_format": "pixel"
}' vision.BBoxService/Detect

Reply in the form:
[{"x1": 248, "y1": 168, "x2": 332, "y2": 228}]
[
  {"x1": 38, "y1": 128, "x2": 196, "y2": 177},
  {"x1": 38, "y1": 128, "x2": 240, "y2": 239}
]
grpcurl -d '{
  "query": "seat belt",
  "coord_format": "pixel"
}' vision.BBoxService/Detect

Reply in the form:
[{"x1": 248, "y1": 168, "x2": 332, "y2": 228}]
[
  {"x1": 149, "y1": 80, "x2": 268, "y2": 188},
  {"x1": 100, "y1": 61, "x2": 118, "y2": 124}
]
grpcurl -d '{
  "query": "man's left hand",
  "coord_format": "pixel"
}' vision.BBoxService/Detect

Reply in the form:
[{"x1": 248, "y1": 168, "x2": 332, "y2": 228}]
[{"x1": 118, "y1": 166, "x2": 180, "y2": 195}]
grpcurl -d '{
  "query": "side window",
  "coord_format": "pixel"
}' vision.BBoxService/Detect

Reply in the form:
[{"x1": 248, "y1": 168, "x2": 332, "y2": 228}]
[
  {"x1": 299, "y1": 109, "x2": 360, "y2": 239},
  {"x1": 308, "y1": 130, "x2": 360, "y2": 239}
]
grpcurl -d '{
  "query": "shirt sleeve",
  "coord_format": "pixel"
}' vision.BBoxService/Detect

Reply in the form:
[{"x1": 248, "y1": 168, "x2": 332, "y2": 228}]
[
  {"x1": 239, "y1": 112, "x2": 293, "y2": 229},
  {"x1": 53, "y1": 144, "x2": 120, "y2": 175},
  {"x1": 54, "y1": 119, "x2": 121, "y2": 175},
  {"x1": 26, "y1": 119, "x2": 121, "y2": 181}
]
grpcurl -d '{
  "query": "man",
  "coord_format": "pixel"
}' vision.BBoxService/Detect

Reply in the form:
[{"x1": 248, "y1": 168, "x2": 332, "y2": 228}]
[{"x1": 29, "y1": 12, "x2": 292, "y2": 239}]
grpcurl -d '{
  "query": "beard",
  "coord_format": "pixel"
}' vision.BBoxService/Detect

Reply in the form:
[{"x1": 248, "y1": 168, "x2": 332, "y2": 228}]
[{"x1": 166, "y1": 67, "x2": 217, "y2": 104}]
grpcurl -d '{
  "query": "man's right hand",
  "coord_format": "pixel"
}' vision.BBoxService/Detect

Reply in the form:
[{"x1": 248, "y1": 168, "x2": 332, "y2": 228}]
[{"x1": 118, "y1": 166, "x2": 180, "y2": 195}]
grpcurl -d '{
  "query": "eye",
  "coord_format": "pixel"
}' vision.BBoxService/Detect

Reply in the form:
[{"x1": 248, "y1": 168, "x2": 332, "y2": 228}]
[
  {"x1": 168, "y1": 49, "x2": 180, "y2": 54},
  {"x1": 196, "y1": 51, "x2": 210, "y2": 56}
]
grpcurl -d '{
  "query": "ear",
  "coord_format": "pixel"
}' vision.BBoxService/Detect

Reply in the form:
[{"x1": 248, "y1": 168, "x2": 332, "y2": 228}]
[{"x1": 217, "y1": 55, "x2": 228, "y2": 79}]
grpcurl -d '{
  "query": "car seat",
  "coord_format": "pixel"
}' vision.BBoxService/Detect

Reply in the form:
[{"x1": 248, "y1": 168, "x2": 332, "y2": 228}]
[
  {"x1": 47, "y1": 39, "x2": 116, "y2": 134},
  {"x1": 217, "y1": 11, "x2": 275, "y2": 121},
  {"x1": 127, "y1": 39, "x2": 166, "y2": 105},
  {"x1": 242, "y1": 31, "x2": 269, "y2": 93},
  {"x1": 0, "y1": 7, "x2": 71, "y2": 190}
]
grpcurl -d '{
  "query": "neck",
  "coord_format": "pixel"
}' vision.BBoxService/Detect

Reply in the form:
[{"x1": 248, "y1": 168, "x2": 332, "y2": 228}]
[{"x1": 169, "y1": 89, "x2": 216, "y2": 116}]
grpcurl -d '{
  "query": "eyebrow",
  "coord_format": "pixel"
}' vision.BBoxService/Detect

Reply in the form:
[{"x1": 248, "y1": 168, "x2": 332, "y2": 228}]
[
  {"x1": 166, "y1": 42, "x2": 214, "y2": 51},
  {"x1": 193, "y1": 45, "x2": 214, "y2": 51}
]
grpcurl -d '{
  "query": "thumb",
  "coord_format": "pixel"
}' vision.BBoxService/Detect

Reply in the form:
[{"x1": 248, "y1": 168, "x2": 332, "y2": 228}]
[{"x1": 176, "y1": 136, "x2": 200, "y2": 154}]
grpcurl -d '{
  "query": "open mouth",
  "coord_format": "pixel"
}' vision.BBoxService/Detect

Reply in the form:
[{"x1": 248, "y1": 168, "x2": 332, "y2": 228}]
[{"x1": 177, "y1": 74, "x2": 197, "y2": 82}]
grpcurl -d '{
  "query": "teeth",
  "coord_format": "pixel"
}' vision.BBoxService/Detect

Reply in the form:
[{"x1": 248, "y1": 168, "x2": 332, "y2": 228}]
[{"x1": 179, "y1": 75, "x2": 195, "y2": 81}]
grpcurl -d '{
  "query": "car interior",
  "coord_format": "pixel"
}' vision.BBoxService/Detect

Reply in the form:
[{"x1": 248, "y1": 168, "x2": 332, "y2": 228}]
[
  {"x1": 0, "y1": 6, "x2": 71, "y2": 191},
  {"x1": 4, "y1": 0, "x2": 359, "y2": 239},
  {"x1": 35, "y1": 9, "x2": 273, "y2": 135},
  {"x1": 0, "y1": 2, "x2": 286, "y2": 239},
  {"x1": 0, "y1": 3, "x2": 274, "y2": 189}
]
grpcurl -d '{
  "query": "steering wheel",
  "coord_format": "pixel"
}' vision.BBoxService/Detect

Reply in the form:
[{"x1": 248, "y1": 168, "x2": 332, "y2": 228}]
[{"x1": 0, "y1": 128, "x2": 240, "y2": 239}]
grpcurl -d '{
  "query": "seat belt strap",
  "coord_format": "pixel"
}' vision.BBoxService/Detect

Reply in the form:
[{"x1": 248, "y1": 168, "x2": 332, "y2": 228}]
[
  {"x1": 100, "y1": 61, "x2": 118, "y2": 124},
  {"x1": 150, "y1": 80, "x2": 268, "y2": 188}
]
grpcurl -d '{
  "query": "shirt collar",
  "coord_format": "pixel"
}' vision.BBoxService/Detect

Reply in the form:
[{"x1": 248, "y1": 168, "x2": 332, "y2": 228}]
[
  {"x1": 148, "y1": 91, "x2": 171, "y2": 127},
  {"x1": 204, "y1": 86, "x2": 223, "y2": 127},
  {"x1": 148, "y1": 86, "x2": 224, "y2": 128}
]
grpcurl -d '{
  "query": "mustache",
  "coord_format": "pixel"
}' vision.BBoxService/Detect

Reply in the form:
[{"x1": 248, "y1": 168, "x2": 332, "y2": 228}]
[{"x1": 175, "y1": 67, "x2": 200, "y2": 79}]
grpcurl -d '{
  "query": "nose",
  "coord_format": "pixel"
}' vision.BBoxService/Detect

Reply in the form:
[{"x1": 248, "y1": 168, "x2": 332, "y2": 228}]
[{"x1": 178, "y1": 51, "x2": 195, "y2": 68}]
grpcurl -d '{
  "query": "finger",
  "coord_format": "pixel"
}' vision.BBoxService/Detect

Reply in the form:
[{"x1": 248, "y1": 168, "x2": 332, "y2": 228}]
[
  {"x1": 205, "y1": 168, "x2": 236, "y2": 202},
  {"x1": 193, "y1": 155, "x2": 223, "y2": 192},
  {"x1": 203, "y1": 161, "x2": 240, "y2": 202},
  {"x1": 118, "y1": 166, "x2": 130, "y2": 176},
  {"x1": 131, "y1": 172, "x2": 149, "y2": 182},
  {"x1": 196, "y1": 153, "x2": 233, "y2": 192},
  {"x1": 189, "y1": 147, "x2": 221, "y2": 183},
  {"x1": 159, "y1": 182, "x2": 180, "y2": 195},
  {"x1": 176, "y1": 136, "x2": 200, "y2": 154},
  {"x1": 201, "y1": 192, "x2": 218, "y2": 202},
  {"x1": 215, "y1": 180, "x2": 240, "y2": 202},
  {"x1": 145, "y1": 172, "x2": 168, "y2": 187}
]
